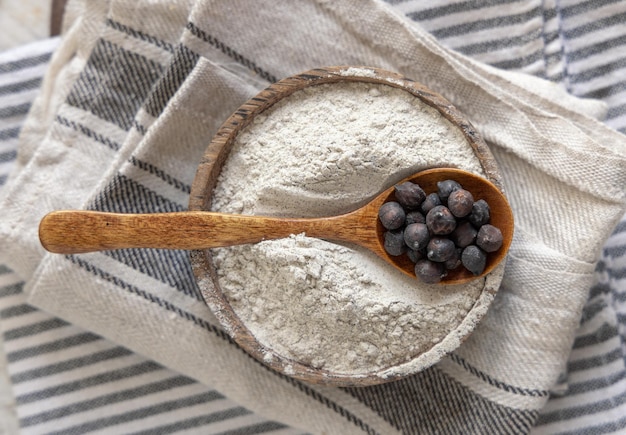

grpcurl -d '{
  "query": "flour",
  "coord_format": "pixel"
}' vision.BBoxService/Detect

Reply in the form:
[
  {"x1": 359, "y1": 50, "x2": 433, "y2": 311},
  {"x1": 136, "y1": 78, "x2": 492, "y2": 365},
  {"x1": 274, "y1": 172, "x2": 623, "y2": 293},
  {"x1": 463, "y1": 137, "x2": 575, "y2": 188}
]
[{"x1": 211, "y1": 80, "x2": 487, "y2": 375}]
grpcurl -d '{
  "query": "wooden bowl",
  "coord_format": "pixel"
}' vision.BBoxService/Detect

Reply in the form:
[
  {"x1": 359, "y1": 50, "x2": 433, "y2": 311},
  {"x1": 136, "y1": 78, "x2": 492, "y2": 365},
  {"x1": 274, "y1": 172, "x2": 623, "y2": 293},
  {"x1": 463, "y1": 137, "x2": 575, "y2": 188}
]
[{"x1": 189, "y1": 66, "x2": 511, "y2": 386}]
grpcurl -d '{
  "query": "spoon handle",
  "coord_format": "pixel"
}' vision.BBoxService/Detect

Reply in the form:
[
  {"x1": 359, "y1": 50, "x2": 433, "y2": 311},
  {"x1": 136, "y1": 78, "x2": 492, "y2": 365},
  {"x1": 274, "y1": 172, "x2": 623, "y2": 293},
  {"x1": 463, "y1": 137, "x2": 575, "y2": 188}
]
[{"x1": 38, "y1": 210, "x2": 370, "y2": 254}]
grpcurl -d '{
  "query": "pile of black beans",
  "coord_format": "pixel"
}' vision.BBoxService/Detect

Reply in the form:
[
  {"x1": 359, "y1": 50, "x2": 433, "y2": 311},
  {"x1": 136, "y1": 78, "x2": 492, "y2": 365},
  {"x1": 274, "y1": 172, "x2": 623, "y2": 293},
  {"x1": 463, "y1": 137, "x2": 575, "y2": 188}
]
[{"x1": 378, "y1": 179, "x2": 503, "y2": 284}]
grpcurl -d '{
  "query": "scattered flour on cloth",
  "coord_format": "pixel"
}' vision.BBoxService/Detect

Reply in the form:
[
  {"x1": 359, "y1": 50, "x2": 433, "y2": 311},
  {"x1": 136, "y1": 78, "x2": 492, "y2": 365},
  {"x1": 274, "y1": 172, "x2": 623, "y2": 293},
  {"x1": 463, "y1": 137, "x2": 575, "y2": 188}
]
[{"x1": 211, "y1": 81, "x2": 486, "y2": 374}]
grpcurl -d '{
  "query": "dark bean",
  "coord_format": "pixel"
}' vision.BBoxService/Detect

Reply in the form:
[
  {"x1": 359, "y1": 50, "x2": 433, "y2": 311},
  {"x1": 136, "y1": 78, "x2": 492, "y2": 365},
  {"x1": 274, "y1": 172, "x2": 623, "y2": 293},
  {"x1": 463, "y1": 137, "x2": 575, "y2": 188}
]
[
  {"x1": 404, "y1": 223, "x2": 430, "y2": 251},
  {"x1": 379, "y1": 177, "x2": 501, "y2": 283},
  {"x1": 426, "y1": 205, "x2": 456, "y2": 235},
  {"x1": 414, "y1": 259, "x2": 446, "y2": 284},
  {"x1": 447, "y1": 189, "x2": 474, "y2": 218},
  {"x1": 437, "y1": 179, "x2": 462, "y2": 202},
  {"x1": 384, "y1": 230, "x2": 406, "y2": 256},
  {"x1": 476, "y1": 224, "x2": 503, "y2": 253},
  {"x1": 405, "y1": 210, "x2": 425, "y2": 225},
  {"x1": 462, "y1": 245, "x2": 487, "y2": 276},
  {"x1": 407, "y1": 249, "x2": 424, "y2": 263},
  {"x1": 468, "y1": 199, "x2": 490, "y2": 227},
  {"x1": 378, "y1": 201, "x2": 405, "y2": 230},
  {"x1": 394, "y1": 182, "x2": 426, "y2": 210},
  {"x1": 450, "y1": 221, "x2": 477, "y2": 248},
  {"x1": 421, "y1": 192, "x2": 441, "y2": 214},
  {"x1": 427, "y1": 237, "x2": 456, "y2": 262},
  {"x1": 444, "y1": 248, "x2": 463, "y2": 270}
]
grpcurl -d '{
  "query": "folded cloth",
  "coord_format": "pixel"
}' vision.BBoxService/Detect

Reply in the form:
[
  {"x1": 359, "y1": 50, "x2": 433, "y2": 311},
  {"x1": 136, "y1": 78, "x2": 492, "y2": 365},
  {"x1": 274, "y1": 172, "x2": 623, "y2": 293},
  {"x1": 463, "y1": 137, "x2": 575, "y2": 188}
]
[{"x1": 1, "y1": 1, "x2": 626, "y2": 434}]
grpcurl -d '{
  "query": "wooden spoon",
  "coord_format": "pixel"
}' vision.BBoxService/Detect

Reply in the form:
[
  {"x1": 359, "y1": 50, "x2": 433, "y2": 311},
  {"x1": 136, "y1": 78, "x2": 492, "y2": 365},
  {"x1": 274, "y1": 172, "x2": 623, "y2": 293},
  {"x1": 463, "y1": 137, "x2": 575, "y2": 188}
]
[{"x1": 39, "y1": 167, "x2": 513, "y2": 284}]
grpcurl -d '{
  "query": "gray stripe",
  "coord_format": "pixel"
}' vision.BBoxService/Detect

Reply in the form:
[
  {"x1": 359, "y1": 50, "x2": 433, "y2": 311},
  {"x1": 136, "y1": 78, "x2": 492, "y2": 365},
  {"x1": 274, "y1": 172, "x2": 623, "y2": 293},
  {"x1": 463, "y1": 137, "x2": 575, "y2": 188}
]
[
  {"x1": 92, "y1": 174, "x2": 202, "y2": 300},
  {"x1": 93, "y1": 173, "x2": 184, "y2": 214},
  {"x1": 106, "y1": 18, "x2": 176, "y2": 53},
  {"x1": 66, "y1": 39, "x2": 163, "y2": 130},
  {"x1": 144, "y1": 45, "x2": 199, "y2": 118},
  {"x1": 56, "y1": 115, "x2": 121, "y2": 151},
  {"x1": 0, "y1": 281, "x2": 24, "y2": 298},
  {"x1": 405, "y1": 0, "x2": 522, "y2": 21},
  {"x1": 541, "y1": 4, "x2": 557, "y2": 21},
  {"x1": 573, "y1": 323, "x2": 617, "y2": 349},
  {"x1": 568, "y1": 34, "x2": 626, "y2": 63},
  {"x1": 0, "y1": 126, "x2": 20, "y2": 141},
  {"x1": 0, "y1": 174, "x2": 6, "y2": 186},
  {"x1": 129, "y1": 156, "x2": 191, "y2": 193},
  {"x1": 588, "y1": 282, "x2": 612, "y2": 299},
  {"x1": 536, "y1": 388, "x2": 626, "y2": 425},
  {"x1": 604, "y1": 244, "x2": 626, "y2": 258},
  {"x1": 127, "y1": 407, "x2": 252, "y2": 435},
  {"x1": 566, "y1": 370, "x2": 626, "y2": 395},
  {"x1": 50, "y1": 393, "x2": 229, "y2": 435},
  {"x1": 584, "y1": 80, "x2": 626, "y2": 100},
  {"x1": 456, "y1": 29, "x2": 542, "y2": 56},
  {"x1": 0, "y1": 77, "x2": 42, "y2": 96},
  {"x1": 560, "y1": 0, "x2": 626, "y2": 18},
  {"x1": 103, "y1": 244, "x2": 201, "y2": 301},
  {"x1": 607, "y1": 102, "x2": 626, "y2": 120},
  {"x1": 20, "y1": 375, "x2": 200, "y2": 427},
  {"x1": 579, "y1": 298, "x2": 608, "y2": 323},
  {"x1": 186, "y1": 22, "x2": 277, "y2": 83},
  {"x1": 16, "y1": 361, "x2": 162, "y2": 404},
  {"x1": 542, "y1": 29, "x2": 561, "y2": 45},
  {"x1": 0, "y1": 102, "x2": 31, "y2": 119},
  {"x1": 450, "y1": 353, "x2": 549, "y2": 397},
  {"x1": 133, "y1": 120, "x2": 147, "y2": 135},
  {"x1": 0, "y1": 264, "x2": 12, "y2": 274},
  {"x1": 11, "y1": 346, "x2": 133, "y2": 384},
  {"x1": 606, "y1": 267, "x2": 626, "y2": 280},
  {"x1": 569, "y1": 58, "x2": 626, "y2": 84},
  {"x1": 490, "y1": 50, "x2": 544, "y2": 71},
  {"x1": 0, "y1": 303, "x2": 37, "y2": 319},
  {"x1": 562, "y1": 414, "x2": 626, "y2": 435},
  {"x1": 430, "y1": 6, "x2": 541, "y2": 39},
  {"x1": 567, "y1": 348, "x2": 623, "y2": 372},
  {"x1": 588, "y1": 253, "x2": 626, "y2": 278},
  {"x1": 110, "y1": 242, "x2": 193, "y2": 298},
  {"x1": 3, "y1": 318, "x2": 69, "y2": 341},
  {"x1": 0, "y1": 52, "x2": 52, "y2": 74},
  {"x1": 214, "y1": 421, "x2": 292, "y2": 435},
  {"x1": 0, "y1": 149, "x2": 17, "y2": 162},
  {"x1": 563, "y1": 10, "x2": 626, "y2": 39},
  {"x1": 7, "y1": 332, "x2": 101, "y2": 362}
]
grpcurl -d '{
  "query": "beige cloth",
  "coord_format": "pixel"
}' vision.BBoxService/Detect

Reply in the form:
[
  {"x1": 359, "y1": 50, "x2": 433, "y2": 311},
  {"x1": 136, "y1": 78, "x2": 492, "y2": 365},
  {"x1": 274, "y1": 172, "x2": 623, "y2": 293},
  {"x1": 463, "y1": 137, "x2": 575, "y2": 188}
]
[{"x1": 1, "y1": 0, "x2": 625, "y2": 433}]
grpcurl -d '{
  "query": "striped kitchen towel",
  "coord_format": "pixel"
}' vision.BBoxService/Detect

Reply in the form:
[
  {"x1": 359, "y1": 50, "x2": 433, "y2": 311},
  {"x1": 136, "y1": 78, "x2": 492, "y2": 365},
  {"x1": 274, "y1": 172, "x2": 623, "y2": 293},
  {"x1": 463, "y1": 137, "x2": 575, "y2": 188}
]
[{"x1": 1, "y1": 0, "x2": 625, "y2": 434}]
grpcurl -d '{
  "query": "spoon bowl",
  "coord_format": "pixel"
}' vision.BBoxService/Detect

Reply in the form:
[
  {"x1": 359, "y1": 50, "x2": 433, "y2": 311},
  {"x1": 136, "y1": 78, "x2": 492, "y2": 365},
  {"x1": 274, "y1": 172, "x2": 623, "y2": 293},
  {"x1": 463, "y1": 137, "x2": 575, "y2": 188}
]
[{"x1": 375, "y1": 168, "x2": 513, "y2": 283}]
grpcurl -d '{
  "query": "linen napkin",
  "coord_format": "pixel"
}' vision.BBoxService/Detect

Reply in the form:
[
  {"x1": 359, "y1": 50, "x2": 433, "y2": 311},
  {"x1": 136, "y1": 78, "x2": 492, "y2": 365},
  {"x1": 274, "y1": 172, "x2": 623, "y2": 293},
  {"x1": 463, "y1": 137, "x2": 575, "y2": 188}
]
[{"x1": 1, "y1": 0, "x2": 626, "y2": 434}]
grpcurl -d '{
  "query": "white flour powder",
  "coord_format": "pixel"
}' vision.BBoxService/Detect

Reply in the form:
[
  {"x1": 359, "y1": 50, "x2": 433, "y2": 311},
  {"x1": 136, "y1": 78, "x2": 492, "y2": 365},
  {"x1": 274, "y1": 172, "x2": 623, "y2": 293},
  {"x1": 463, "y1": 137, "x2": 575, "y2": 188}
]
[{"x1": 211, "y1": 80, "x2": 486, "y2": 375}]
